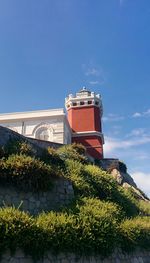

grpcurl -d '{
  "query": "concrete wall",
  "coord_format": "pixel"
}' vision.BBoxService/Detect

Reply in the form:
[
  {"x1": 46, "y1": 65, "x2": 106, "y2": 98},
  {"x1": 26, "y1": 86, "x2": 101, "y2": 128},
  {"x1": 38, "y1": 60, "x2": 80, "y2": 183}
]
[
  {"x1": 1, "y1": 249, "x2": 150, "y2": 263},
  {"x1": 0, "y1": 178, "x2": 74, "y2": 215}
]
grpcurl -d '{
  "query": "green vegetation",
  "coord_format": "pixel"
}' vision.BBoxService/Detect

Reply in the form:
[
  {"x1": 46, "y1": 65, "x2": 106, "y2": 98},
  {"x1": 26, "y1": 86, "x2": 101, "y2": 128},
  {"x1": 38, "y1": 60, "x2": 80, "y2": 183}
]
[
  {"x1": 120, "y1": 216, "x2": 150, "y2": 252},
  {"x1": 0, "y1": 202, "x2": 119, "y2": 259},
  {"x1": 57, "y1": 143, "x2": 88, "y2": 164},
  {"x1": 0, "y1": 154, "x2": 58, "y2": 191},
  {"x1": 0, "y1": 140, "x2": 149, "y2": 259},
  {"x1": 64, "y1": 160, "x2": 139, "y2": 217},
  {"x1": 138, "y1": 200, "x2": 150, "y2": 216},
  {"x1": 3, "y1": 139, "x2": 36, "y2": 157}
]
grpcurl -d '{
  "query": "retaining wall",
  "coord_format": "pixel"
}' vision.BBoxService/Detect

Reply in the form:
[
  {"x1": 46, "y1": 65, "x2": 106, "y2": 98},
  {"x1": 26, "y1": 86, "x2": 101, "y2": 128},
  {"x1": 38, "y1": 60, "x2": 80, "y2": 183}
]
[
  {"x1": 0, "y1": 178, "x2": 74, "y2": 215},
  {"x1": 1, "y1": 249, "x2": 150, "y2": 263}
]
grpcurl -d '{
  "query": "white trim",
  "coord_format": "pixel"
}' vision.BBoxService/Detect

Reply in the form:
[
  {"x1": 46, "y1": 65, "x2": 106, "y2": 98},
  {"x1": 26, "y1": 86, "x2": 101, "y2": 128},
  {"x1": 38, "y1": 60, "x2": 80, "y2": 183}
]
[
  {"x1": 0, "y1": 108, "x2": 65, "y2": 122},
  {"x1": 72, "y1": 131, "x2": 104, "y2": 144},
  {"x1": 65, "y1": 93, "x2": 103, "y2": 116}
]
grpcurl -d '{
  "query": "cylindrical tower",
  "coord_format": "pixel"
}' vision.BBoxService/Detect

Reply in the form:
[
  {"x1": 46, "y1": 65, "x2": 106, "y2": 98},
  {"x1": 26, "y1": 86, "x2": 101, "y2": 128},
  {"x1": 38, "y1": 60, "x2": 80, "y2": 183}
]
[{"x1": 65, "y1": 87, "x2": 104, "y2": 159}]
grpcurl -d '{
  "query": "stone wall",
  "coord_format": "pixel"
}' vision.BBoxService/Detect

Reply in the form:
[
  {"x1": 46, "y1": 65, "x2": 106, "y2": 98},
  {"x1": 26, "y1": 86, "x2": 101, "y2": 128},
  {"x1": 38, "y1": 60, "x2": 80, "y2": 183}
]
[
  {"x1": 0, "y1": 178, "x2": 74, "y2": 215},
  {"x1": 28, "y1": 137, "x2": 63, "y2": 150},
  {"x1": 1, "y1": 249, "x2": 150, "y2": 263}
]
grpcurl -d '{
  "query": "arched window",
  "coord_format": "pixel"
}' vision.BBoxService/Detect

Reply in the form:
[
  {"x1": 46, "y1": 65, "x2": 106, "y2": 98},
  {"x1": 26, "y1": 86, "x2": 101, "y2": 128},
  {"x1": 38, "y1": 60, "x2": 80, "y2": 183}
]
[
  {"x1": 33, "y1": 123, "x2": 53, "y2": 142},
  {"x1": 36, "y1": 128, "x2": 51, "y2": 141}
]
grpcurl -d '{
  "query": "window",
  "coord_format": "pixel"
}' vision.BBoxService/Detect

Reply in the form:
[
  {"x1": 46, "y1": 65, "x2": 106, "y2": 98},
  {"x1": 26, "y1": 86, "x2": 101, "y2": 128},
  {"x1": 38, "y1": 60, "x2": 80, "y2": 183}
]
[
  {"x1": 80, "y1": 101, "x2": 84, "y2": 105},
  {"x1": 88, "y1": 101, "x2": 92, "y2": 105},
  {"x1": 95, "y1": 101, "x2": 99, "y2": 105},
  {"x1": 73, "y1": 102, "x2": 77, "y2": 106},
  {"x1": 36, "y1": 128, "x2": 50, "y2": 141}
]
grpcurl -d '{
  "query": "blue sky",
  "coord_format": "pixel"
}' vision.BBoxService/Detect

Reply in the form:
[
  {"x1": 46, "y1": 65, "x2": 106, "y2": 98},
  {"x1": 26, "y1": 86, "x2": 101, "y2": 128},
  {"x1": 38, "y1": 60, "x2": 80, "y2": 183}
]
[{"x1": 0, "y1": 0, "x2": 150, "y2": 196}]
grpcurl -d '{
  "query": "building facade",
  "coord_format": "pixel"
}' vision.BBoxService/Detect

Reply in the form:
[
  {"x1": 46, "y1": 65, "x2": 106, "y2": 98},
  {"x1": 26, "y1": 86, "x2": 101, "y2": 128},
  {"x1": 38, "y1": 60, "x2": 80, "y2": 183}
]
[
  {"x1": 0, "y1": 108, "x2": 71, "y2": 145},
  {"x1": 0, "y1": 88, "x2": 104, "y2": 159}
]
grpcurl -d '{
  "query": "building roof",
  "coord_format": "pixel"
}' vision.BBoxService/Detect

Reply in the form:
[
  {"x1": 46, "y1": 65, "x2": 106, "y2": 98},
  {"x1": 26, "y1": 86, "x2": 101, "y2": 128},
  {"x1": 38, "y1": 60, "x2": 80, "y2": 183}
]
[{"x1": 0, "y1": 108, "x2": 65, "y2": 122}]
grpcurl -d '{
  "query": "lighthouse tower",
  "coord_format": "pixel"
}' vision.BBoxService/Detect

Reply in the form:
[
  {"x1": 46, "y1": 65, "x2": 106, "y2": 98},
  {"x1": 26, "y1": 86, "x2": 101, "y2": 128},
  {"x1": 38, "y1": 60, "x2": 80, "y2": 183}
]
[{"x1": 65, "y1": 87, "x2": 104, "y2": 160}]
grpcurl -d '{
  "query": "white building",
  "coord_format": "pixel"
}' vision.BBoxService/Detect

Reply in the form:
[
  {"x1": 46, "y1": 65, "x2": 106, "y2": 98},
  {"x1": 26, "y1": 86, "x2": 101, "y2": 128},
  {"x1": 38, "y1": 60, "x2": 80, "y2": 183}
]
[
  {"x1": 0, "y1": 108, "x2": 71, "y2": 145},
  {"x1": 0, "y1": 87, "x2": 104, "y2": 160}
]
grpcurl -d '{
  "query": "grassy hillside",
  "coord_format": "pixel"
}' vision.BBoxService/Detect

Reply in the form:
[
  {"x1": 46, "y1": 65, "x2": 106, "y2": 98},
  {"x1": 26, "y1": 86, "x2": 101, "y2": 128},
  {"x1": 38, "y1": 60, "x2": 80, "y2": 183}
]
[{"x1": 0, "y1": 140, "x2": 150, "y2": 260}]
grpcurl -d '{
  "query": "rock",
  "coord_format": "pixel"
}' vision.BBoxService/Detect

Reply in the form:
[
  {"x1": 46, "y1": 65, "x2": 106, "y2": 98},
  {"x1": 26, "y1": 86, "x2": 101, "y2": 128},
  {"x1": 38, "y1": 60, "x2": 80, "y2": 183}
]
[
  {"x1": 110, "y1": 168, "x2": 137, "y2": 188},
  {"x1": 110, "y1": 169, "x2": 123, "y2": 185},
  {"x1": 122, "y1": 182, "x2": 149, "y2": 201},
  {"x1": 121, "y1": 172, "x2": 137, "y2": 188},
  {"x1": 110, "y1": 168, "x2": 149, "y2": 201}
]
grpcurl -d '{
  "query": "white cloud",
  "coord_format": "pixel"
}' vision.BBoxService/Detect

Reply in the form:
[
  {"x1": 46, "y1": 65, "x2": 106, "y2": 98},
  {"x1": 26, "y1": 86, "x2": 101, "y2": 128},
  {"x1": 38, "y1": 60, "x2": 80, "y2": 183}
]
[
  {"x1": 132, "y1": 112, "x2": 142, "y2": 118},
  {"x1": 103, "y1": 114, "x2": 124, "y2": 122},
  {"x1": 126, "y1": 128, "x2": 146, "y2": 137},
  {"x1": 133, "y1": 153, "x2": 150, "y2": 161},
  {"x1": 144, "y1": 109, "x2": 150, "y2": 116},
  {"x1": 89, "y1": 81, "x2": 100, "y2": 85},
  {"x1": 85, "y1": 68, "x2": 100, "y2": 77},
  {"x1": 82, "y1": 64, "x2": 106, "y2": 86},
  {"x1": 132, "y1": 109, "x2": 150, "y2": 118},
  {"x1": 111, "y1": 125, "x2": 122, "y2": 136},
  {"x1": 104, "y1": 135, "x2": 150, "y2": 155},
  {"x1": 131, "y1": 172, "x2": 150, "y2": 197}
]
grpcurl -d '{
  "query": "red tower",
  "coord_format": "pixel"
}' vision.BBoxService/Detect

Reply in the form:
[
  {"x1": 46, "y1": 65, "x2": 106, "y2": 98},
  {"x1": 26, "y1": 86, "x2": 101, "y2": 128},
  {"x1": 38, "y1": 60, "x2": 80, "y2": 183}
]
[{"x1": 65, "y1": 87, "x2": 104, "y2": 160}]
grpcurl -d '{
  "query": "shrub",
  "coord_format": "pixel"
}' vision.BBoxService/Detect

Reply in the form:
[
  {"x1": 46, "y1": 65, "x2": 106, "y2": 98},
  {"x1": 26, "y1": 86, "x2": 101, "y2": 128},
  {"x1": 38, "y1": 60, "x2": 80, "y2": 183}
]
[
  {"x1": 119, "y1": 217, "x2": 150, "y2": 252},
  {"x1": 64, "y1": 159, "x2": 96, "y2": 196},
  {"x1": 0, "y1": 205, "x2": 149, "y2": 259},
  {"x1": 64, "y1": 162, "x2": 139, "y2": 217},
  {"x1": 37, "y1": 198, "x2": 120, "y2": 256},
  {"x1": 70, "y1": 143, "x2": 86, "y2": 155},
  {"x1": 36, "y1": 212, "x2": 77, "y2": 254},
  {"x1": 138, "y1": 200, "x2": 150, "y2": 216},
  {"x1": 0, "y1": 207, "x2": 35, "y2": 255},
  {"x1": 0, "y1": 154, "x2": 57, "y2": 191},
  {"x1": 57, "y1": 143, "x2": 88, "y2": 164},
  {"x1": 0, "y1": 207, "x2": 47, "y2": 260},
  {"x1": 75, "y1": 198, "x2": 120, "y2": 255},
  {"x1": 4, "y1": 139, "x2": 36, "y2": 157},
  {"x1": 83, "y1": 165, "x2": 139, "y2": 217},
  {"x1": 0, "y1": 202, "x2": 120, "y2": 258},
  {"x1": 41, "y1": 147, "x2": 65, "y2": 168}
]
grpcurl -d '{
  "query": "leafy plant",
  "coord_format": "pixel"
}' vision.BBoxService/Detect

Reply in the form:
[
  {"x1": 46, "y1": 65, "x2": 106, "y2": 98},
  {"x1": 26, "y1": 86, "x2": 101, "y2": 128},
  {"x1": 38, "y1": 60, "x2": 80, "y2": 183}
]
[
  {"x1": 83, "y1": 164, "x2": 139, "y2": 217},
  {"x1": 4, "y1": 139, "x2": 36, "y2": 157},
  {"x1": 0, "y1": 154, "x2": 58, "y2": 191},
  {"x1": 119, "y1": 216, "x2": 150, "y2": 252},
  {"x1": 138, "y1": 200, "x2": 150, "y2": 216},
  {"x1": 57, "y1": 143, "x2": 88, "y2": 164},
  {"x1": 41, "y1": 147, "x2": 65, "y2": 168}
]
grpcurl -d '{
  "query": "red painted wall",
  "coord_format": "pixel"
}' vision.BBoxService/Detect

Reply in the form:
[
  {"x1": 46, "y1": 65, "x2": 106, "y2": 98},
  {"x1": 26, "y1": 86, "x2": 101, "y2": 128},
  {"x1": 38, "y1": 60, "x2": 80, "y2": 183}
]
[
  {"x1": 67, "y1": 104, "x2": 103, "y2": 160},
  {"x1": 72, "y1": 135, "x2": 103, "y2": 159},
  {"x1": 68, "y1": 106, "x2": 101, "y2": 132}
]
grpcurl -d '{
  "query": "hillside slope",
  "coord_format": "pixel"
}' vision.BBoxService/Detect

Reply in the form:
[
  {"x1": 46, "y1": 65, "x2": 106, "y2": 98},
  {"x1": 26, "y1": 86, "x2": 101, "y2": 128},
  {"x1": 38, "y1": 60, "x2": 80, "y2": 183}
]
[{"x1": 0, "y1": 125, "x2": 150, "y2": 260}]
